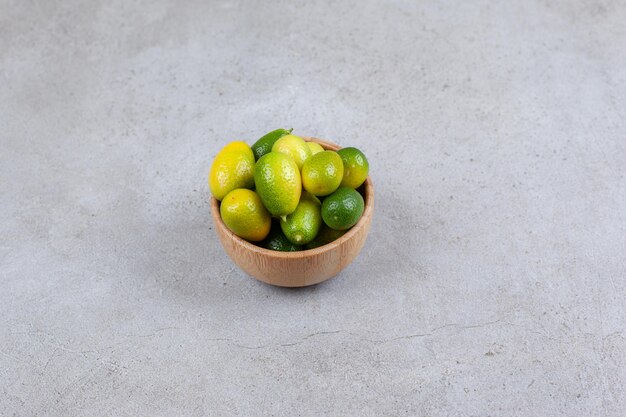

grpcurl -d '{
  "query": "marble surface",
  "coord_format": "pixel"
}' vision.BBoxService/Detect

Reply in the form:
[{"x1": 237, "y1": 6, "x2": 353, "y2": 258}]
[{"x1": 1, "y1": 0, "x2": 625, "y2": 415}]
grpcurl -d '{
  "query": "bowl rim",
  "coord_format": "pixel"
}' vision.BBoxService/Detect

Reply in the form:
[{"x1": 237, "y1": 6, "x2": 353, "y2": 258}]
[{"x1": 210, "y1": 136, "x2": 374, "y2": 258}]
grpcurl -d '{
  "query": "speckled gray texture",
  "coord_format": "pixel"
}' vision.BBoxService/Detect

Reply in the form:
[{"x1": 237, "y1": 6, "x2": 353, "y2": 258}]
[{"x1": 1, "y1": 0, "x2": 626, "y2": 415}]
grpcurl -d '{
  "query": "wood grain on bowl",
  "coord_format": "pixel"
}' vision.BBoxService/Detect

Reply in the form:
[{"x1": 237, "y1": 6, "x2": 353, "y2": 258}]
[{"x1": 210, "y1": 137, "x2": 374, "y2": 287}]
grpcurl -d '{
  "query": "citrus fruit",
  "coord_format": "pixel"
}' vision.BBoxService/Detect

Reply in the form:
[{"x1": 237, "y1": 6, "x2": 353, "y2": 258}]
[
  {"x1": 271, "y1": 134, "x2": 311, "y2": 170},
  {"x1": 251, "y1": 128, "x2": 293, "y2": 161},
  {"x1": 337, "y1": 147, "x2": 369, "y2": 189},
  {"x1": 254, "y1": 152, "x2": 301, "y2": 218},
  {"x1": 301, "y1": 150, "x2": 344, "y2": 197},
  {"x1": 261, "y1": 221, "x2": 301, "y2": 251},
  {"x1": 280, "y1": 192, "x2": 322, "y2": 245},
  {"x1": 209, "y1": 141, "x2": 255, "y2": 200},
  {"x1": 306, "y1": 142, "x2": 324, "y2": 156},
  {"x1": 321, "y1": 187, "x2": 364, "y2": 230},
  {"x1": 220, "y1": 189, "x2": 271, "y2": 241},
  {"x1": 304, "y1": 225, "x2": 347, "y2": 249}
]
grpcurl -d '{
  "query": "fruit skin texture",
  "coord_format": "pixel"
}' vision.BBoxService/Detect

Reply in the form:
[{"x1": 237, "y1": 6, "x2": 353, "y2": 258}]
[
  {"x1": 321, "y1": 187, "x2": 364, "y2": 230},
  {"x1": 280, "y1": 192, "x2": 322, "y2": 245},
  {"x1": 271, "y1": 134, "x2": 312, "y2": 170},
  {"x1": 261, "y1": 221, "x2": 301, "y2": 252},
  {"x1": 254, "y1": 152, "x2": 302, "y2": 218},
  {"x1": 304, "y1": 225, "x2": 346, "y2": 249},
  {"x1": 306, "y1": 142, "x2": 325, "y2": 156},
  {"x1": 220, "y1": 189, "x2": 271, "y2": 241},
  {"x1": 251, "y1": 128, "x2": 293, "y2": 161},
  {"x1": 302, "y1": 150, "x2": 344, "y2": 197},
  {"x1": 337, "y1": 147, "x2": 369, "y2": 189},
  {"x1": 209, "y1": 141, "x2": 255, "y2": 201}
]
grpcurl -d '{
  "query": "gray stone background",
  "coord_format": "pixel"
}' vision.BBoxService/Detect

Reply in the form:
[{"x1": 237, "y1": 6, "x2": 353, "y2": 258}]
[{"x1": 1, "y1": 0, "x2": 625, "y2": 415}]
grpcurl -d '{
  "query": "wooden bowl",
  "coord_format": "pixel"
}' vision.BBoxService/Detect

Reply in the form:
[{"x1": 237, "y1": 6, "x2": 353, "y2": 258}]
[{"x1": 210, "y1": 137, "x2": 374, "y2": 287}]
